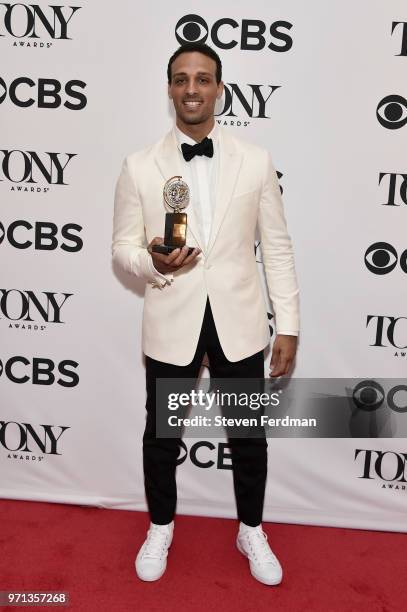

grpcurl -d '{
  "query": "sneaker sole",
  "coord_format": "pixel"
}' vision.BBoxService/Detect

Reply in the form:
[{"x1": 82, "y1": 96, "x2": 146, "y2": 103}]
[
  {"x1": 236, "y1": 538, "x2": 282, "y2": 586},
  {"x1": 135, "y1": 561, "x2": 167, "y2": 582}
]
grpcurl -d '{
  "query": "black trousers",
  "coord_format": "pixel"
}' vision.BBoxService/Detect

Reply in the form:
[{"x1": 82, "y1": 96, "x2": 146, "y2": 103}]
[{"x1": 143, "y1": 298, "x2": 267, "y2": 527}]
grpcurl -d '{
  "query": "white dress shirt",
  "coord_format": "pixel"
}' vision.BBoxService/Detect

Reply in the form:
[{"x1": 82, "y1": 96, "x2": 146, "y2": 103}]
[
  {"x1": 149, "y1": 123, "x2": 297, "y2": 337},
  {"x1": 174, "y1": 122, "x2": 219, "y2": 250},
  {"x1": 149, "y1": 123, "x2": 218, "y2": 286}
]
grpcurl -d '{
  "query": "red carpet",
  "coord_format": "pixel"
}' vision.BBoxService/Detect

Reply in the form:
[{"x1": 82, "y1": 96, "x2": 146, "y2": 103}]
[{"x1": 0, "y1": 499, "x2": 405, "y2": 612}]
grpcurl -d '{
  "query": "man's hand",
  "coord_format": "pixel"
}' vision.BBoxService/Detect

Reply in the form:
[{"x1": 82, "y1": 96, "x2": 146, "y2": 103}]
[
  {"x1": 269, "y1": 334, "x2": 298, "y2": 377},
  {"x1": 147, "y1": 237, "x2": 201, "y2": 274}
]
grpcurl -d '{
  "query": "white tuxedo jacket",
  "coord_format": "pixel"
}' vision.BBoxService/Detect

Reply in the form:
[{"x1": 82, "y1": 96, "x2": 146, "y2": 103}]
[{"x1": 112, "y1": 127, "x2": 300, "y2": 366}]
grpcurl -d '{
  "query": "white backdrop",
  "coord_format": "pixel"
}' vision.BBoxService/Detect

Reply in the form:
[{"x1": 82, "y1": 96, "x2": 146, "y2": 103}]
[{"x1": 1, "y1": 1, "x2": 407, "y2": 532}]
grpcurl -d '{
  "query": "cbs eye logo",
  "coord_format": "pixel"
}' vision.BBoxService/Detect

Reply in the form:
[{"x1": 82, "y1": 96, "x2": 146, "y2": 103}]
[
  {"x1": 364, "y1": 242, "x2": 407, "y2": 275},
  {"x1": 352, "y1": 380, "x2": 407, "y2": 413},
  {"x1": 376, "y1": 95, "x2": 407, "y2": 129},
  {"x1": 176, "y1": 14, "x2": 208, "y2": 45}
]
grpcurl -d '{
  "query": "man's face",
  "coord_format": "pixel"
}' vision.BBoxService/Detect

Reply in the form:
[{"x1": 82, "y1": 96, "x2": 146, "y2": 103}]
[{"x1": 168, "y1": 51, "x2": 223, "y2": 126}]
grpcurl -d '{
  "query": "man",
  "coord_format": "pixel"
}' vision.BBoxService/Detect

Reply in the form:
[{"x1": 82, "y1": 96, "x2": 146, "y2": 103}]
[{"x1": 112, "y1": 42, "x2": 299, "y2": 586}]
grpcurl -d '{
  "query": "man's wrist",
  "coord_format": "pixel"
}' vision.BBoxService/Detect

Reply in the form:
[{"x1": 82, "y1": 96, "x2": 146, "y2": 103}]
[{"x1": 148, "y1": 255, "x2": 173, "y2": 287}]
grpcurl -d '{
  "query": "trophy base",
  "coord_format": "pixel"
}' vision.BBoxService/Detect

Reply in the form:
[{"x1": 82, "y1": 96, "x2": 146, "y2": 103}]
[{"x1": 152, "y1": 244, "x2": 194, "y2": 256}]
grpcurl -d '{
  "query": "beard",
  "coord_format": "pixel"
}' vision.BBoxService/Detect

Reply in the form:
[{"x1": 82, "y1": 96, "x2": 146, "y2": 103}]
[
  {"x1": 175, "y1": 102, "x2": 213, "y2": 126},
  {"x1": 179, "y1": 114, "x2": 208, "y2": 125}
]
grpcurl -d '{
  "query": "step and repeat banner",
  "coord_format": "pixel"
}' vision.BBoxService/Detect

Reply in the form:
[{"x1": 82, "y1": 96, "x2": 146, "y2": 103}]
[{"x1": 1, "y1": 1, "x2": 406, "y2": 531}]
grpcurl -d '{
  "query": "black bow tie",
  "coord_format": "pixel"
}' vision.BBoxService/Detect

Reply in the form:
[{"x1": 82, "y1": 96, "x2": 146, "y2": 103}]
[{"x1": 181, "y1": 137, "x2": 214, "y2": 162}]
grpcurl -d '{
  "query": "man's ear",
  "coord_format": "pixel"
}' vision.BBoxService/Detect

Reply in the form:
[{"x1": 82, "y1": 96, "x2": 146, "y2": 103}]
[
  {"x1": 168, "y1": 84, "x2": 172, "y2": 100},
  {"x1": 217, "y1": 80, "x2": 224, "y2": 99}
]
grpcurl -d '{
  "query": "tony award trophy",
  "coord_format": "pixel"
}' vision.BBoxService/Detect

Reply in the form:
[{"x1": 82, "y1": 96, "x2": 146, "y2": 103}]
[{"x1": 152, "y1": 176, "x2": 194, "y2": 256}]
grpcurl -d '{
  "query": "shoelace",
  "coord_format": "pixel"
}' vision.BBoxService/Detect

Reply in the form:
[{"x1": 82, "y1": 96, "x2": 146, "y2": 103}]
[
  {"x1": 141, "y1": 525, "x2": 171, "y2": 560},
  {"x1": 243, "y1": 529, "x2": 279, "y2": 565}
]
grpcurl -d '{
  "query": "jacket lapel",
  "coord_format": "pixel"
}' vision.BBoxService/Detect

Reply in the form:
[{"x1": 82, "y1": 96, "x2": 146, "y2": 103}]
[
  {"x1": 206, "y1": 127, "x2": 243, "y2": 258},
  {"x1": 154, "y1": 129, "x2": 204, "y2": 252}
]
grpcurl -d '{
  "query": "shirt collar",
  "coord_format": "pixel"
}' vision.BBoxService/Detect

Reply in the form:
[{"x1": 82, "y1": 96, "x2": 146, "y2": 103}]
[{"x1": 174, "y1": 121, "x2": 219, "y2": 153}]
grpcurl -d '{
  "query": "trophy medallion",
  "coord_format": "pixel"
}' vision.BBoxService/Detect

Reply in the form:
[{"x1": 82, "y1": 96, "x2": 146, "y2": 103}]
[{"x1": 152, "y1": 176, "x2": 193, "y2": 255}]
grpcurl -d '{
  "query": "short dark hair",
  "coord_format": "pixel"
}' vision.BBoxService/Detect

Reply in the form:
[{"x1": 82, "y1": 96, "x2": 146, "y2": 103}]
[{"x1": 167, "y1": 43, "x2": 222, "y2": 84}]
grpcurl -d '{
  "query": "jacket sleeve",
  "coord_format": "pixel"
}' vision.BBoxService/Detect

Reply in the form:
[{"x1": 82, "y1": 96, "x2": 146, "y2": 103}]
[
  {"x1": 111, "y1": 156, "x2": 172, "y2": 288},
  {"x1": 258, "y1": 151, "x2": 300, "y2": 334}
]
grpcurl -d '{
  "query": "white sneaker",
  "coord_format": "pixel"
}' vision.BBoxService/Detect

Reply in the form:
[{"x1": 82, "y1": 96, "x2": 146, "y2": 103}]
[
  {"x1": 237, "y1": 523, "x2": 283, "y2": 586},
  {"x1": 135, "y1": 521, "x2": 174, "y2": 581}
]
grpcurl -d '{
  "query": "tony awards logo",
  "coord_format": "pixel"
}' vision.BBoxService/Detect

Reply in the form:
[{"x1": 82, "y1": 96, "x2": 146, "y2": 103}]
[{"x1": 152, "y1": 176, "x2": 193, "y2": 255}]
